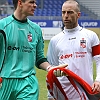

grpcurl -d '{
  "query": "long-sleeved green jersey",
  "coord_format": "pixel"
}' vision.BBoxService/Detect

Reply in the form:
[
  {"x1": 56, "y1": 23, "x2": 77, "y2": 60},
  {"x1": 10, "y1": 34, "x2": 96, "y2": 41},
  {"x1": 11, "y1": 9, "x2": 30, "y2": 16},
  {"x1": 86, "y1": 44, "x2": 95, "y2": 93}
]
[{"x1": 0, "y1": 15, "x2": 47, "y2": 78}]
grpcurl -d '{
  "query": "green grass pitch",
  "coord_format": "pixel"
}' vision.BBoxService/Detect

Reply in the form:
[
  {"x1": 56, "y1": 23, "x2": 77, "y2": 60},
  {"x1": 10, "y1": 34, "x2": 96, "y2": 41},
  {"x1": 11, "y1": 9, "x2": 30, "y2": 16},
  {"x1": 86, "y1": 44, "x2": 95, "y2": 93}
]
[
  {"x1": 36, "y1": 40, "x2": 96, "y2": 100},
  {"x1": 35, "y1": 40, "x2": 49, "y2": 100}
]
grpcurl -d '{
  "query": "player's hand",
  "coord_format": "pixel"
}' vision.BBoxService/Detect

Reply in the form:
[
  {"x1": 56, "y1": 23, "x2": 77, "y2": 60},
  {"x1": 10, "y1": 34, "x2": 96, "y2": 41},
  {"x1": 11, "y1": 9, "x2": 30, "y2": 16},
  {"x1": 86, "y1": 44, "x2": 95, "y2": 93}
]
[
  {"x1": 92, "y1": 81, "x2": 100, "y2": 92},
  {"x1": 48, "y1": 64, "x2": 68, "y2": 77},
  {"x1": 53, "y1": 68, "x2": 67, "y2": 77}
]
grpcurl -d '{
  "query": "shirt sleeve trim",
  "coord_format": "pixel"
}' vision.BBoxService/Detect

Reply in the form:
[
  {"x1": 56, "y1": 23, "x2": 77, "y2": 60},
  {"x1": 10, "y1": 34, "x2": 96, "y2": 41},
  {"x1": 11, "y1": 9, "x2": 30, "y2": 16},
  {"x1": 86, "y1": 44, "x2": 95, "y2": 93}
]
[{"x1": 36, "y1": 58, "x2": 48, "y2": 68}]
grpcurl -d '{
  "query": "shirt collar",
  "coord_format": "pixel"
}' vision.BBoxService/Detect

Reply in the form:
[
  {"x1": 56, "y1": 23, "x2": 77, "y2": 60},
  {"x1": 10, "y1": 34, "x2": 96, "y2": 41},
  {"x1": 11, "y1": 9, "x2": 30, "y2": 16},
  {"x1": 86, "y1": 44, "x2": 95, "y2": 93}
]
[{"x1": 63, "y1": 25, "x2": 81, "y2": 33}]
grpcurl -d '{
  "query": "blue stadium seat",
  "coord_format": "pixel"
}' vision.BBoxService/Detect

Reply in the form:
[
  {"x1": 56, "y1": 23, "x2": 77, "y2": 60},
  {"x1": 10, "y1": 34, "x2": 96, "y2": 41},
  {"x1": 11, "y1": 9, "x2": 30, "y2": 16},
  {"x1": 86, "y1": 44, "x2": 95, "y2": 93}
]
[
  {"x1": 53, "y1": 1, "x2": 58, "y2": 4},
  {"x1": 48, "y1": 4, "x2": 53, "y2": 8},
  {"x1": 53, "y1": 5, "x2": 57, "y2": 9},
  {"x1": 35, "y1": 0, "x2": 89, "y2": 17},
  {"x1": 44, "y1": 0, "x2": 48, "y2": 4},
  {"x1": 44, "y1": 4, "x2": 48, "y2": 8},
  {"x1": 49, "y1": 0, "x2": 53, "y2": 4},
  {"x1": 7, "y1": 0, "x2": 13, "y2": 5}
]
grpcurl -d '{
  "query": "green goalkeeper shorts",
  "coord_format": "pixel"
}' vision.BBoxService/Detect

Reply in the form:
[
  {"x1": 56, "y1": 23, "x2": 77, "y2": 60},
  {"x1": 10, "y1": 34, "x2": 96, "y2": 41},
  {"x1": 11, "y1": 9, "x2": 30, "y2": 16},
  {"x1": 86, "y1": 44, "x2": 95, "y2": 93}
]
[{"x1": 0, "y1": 74, "x2": 39, "y2": 100}]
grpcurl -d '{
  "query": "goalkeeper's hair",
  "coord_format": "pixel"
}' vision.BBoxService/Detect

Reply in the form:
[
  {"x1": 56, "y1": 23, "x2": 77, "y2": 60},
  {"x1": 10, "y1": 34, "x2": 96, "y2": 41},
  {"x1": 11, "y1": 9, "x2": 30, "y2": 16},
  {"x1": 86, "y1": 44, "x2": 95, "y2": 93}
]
[{"x1": 12, "y1": 0, "x2": 26, "y2": 10}]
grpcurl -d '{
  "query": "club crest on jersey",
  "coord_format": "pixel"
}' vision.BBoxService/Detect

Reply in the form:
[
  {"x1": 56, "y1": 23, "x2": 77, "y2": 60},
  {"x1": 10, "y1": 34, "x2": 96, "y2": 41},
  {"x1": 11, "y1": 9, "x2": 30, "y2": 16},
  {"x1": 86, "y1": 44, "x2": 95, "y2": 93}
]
[
  {"x1": 28, "y1": 33, "x2": 32, "y2": 42},
  {"x1": 80, "y1": 38, "x2": 86, "y2": 48}
]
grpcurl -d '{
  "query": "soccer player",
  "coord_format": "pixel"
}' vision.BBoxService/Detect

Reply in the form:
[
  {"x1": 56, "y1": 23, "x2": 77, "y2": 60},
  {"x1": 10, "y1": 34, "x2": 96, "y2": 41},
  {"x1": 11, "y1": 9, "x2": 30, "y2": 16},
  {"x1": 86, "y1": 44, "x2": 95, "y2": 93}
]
[
  {"x1": 0, "y1": 0, "x2": 67, "y2": 100},
  {"x1": 47, "y1": 0, "x2": 100, "y2": 100}
]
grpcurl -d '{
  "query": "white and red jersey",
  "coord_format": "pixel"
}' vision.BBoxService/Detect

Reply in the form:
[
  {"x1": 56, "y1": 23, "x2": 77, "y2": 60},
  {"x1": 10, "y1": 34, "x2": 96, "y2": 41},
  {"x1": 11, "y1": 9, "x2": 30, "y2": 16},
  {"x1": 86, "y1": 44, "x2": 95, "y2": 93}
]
[{"x1": 47, "y1": 25, "x2": 100, "y2": 100}]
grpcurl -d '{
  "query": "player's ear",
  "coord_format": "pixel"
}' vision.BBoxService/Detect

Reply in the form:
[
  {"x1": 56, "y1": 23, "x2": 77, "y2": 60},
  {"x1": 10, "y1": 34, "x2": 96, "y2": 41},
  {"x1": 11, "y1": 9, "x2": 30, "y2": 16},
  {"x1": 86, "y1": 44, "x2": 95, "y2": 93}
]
[
  {"x1": 18, "y1": 0, "x2": 22, "y2": 6},
  {"x1": 77, "y1": 12, "x2": 81, "y2": 18}
]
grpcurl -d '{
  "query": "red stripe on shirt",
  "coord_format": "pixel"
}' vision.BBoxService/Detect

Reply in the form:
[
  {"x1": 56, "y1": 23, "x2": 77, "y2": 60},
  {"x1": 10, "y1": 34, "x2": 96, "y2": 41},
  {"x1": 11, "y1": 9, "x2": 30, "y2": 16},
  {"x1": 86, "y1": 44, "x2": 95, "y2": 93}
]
[{"x1": 92, "y1": 44, "x2": 100, "y2": 56}]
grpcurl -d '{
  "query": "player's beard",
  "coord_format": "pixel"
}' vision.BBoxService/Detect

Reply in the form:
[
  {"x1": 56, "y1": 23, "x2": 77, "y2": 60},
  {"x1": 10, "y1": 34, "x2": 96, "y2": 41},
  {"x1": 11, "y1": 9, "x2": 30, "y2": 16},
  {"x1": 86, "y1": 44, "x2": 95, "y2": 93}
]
[{"x1": 64, "y1": 22, "x2": 77, "y2": 29}]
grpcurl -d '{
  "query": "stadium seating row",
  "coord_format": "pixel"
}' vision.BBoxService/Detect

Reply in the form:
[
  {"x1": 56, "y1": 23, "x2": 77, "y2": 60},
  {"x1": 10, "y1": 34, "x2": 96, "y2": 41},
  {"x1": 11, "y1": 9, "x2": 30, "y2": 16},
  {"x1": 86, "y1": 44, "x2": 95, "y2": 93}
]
[
  {"x1": 0, "y1": 0, "x2": 89, "y2": 17},
  {"x1": 34, "y1": 0, "x2": 88, "y2": 16}
]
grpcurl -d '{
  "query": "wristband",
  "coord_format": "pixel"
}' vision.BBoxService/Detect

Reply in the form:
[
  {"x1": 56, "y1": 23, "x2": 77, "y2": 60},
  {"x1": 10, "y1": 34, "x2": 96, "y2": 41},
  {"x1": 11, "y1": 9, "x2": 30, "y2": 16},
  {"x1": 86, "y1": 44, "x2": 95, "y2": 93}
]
[{"x1": 0, "y1": 77, "x2": 2, "y2": 83}]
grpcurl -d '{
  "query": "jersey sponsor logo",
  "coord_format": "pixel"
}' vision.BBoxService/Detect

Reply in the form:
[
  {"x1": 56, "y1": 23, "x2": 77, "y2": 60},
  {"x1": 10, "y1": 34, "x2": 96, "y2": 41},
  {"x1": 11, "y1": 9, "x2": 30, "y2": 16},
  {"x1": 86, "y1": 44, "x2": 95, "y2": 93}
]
[
  {"x1": 7, "y1": 46, "x2": 34, "y2": 53},
  {"x1": 60, "y1": 52, "x2": 87, "y2": 59},
  {"x1": 60, "y1": 54, "x2": 72, "y2": 59},
  {"x1": 75, "y1": 52, "x2": 87, "y2": 58},
  {"x1": 28, "y1": 33, "x2": 32, "y2": 42},
  {"x1": 22, "y1": 46, "x2": 33, "y2": 53},
  {"x1": 7, "y1": 46, "x2": 20, "y2": 51},
  {"x1": 80, "y1": 38, "x2": 86, "y2": 48}
]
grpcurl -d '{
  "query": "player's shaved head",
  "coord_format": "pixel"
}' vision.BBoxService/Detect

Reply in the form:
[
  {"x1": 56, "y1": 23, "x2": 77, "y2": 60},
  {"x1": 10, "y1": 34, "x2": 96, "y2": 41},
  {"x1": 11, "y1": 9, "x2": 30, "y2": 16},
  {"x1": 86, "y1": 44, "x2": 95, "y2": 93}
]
[
  {"x1": 63, "y1": 0, "x2": 80, "y2": 12},
  {"x1": 62, "y1": 0, "x2": 81, "y2": 29}
]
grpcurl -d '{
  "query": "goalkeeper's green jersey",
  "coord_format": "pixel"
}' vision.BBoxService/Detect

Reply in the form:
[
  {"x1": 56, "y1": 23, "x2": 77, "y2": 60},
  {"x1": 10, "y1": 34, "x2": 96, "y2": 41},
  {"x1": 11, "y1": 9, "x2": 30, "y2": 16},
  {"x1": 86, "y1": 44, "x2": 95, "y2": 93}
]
[{"x1": 0, "y1": 15, "x2": 47, "y2": 78}]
